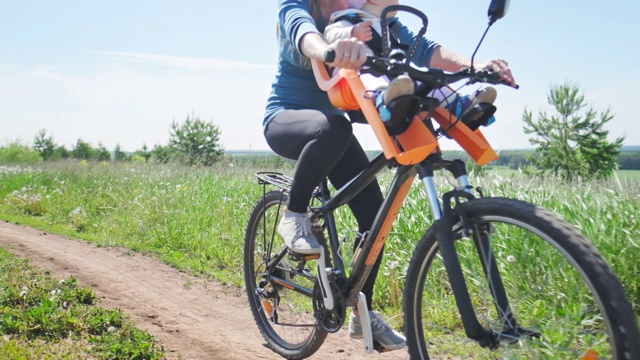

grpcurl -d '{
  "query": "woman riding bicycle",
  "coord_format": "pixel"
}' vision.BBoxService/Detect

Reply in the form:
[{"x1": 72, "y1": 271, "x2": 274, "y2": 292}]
[{"x1": 263, "y1": 0, "x2": 516, "y2": 351}]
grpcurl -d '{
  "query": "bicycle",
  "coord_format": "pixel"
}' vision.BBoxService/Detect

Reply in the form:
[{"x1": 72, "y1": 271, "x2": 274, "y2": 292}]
[{"x1": 244, "y1": 2, "x2": 640, "y2": 359}]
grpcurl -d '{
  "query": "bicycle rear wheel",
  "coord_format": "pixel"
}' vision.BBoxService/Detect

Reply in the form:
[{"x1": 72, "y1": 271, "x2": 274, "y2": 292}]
[
  {"x1": 404, "y1": 197, "x2": 640, "y2": 359},
  {"x1": 244, "y1": 190, "x2": 327, "y2": 359}
]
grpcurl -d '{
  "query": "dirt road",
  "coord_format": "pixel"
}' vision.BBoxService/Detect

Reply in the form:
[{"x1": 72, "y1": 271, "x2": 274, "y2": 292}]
[{"x1": 0, "y1": 220, "x2": 409, "y2": 359}]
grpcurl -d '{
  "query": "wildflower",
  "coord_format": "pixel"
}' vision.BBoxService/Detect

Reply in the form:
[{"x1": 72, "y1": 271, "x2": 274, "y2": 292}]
[
  {"x1": 506, "y1": 255, "x2": 516, "y2": 263},
  {"x1": 70, "y1": 207, "x2": 85, "y2": 216}
]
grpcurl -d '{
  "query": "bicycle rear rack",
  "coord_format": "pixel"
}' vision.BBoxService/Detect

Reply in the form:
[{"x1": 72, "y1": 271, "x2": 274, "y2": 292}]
[
  {"x1": 255, "y1": 172, "x2": 293, "y2": 192},
  {"x1": 255, "y1": 172, "x2": 322, "y2": 197}
]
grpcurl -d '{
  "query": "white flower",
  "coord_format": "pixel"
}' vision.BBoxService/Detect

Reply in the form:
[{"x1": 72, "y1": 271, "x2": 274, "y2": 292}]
[
  {"x1": 506, "y1": 255, "x2": 516, "y2": 263},
  {"x1": 70, "y1": 206, "x2": 85, "y2": 216}
]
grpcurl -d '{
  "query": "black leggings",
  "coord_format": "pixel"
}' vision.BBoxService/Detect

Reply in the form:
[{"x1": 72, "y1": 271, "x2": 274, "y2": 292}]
[{"x1": 264, "y1": 109, "x2": 384, "y2": 310}]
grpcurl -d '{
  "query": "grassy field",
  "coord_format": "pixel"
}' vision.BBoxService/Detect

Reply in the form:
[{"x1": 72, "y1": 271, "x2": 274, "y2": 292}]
[
  {"x1": 0, "y1": 160, "x2": 639, "y2": 356},
  {"x1": 0, "y1": 246, "x2": 164, "y2": 359}
]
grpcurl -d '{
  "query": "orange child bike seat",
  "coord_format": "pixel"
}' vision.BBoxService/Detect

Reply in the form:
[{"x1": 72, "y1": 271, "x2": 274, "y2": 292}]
[
  {"x1": 311, "y1": 60, "x2": 498, "y2": 166},
  {"x1": 312, "y1": 60, "x2": 438, "y2": 165},
  {"x1": 431, "y1": 107, "x2": 498, "y2": 165}
]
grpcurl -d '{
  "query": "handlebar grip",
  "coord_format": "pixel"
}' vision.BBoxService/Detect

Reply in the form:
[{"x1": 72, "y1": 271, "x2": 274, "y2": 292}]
[
  {"x1": 504, "y1": 81, "x2": 520, "y2": 90},
  {"x1": 323, "y1": 49, "x2": 336, "y2": 63}
]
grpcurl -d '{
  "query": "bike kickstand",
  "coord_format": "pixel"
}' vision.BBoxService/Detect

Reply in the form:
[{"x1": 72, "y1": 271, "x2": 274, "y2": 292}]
[{"x1": 357, "y1": 292, "x2": 374, "y2": 354}]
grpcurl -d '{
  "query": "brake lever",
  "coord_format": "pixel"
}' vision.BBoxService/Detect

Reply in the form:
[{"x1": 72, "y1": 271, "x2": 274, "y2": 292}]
[{"x1": 472, "y1": 69, "x2": 519, "y2": 89}]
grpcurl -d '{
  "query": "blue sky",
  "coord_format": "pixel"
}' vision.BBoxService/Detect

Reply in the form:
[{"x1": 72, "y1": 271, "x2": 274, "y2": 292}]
[{"x1": 1, "y1": 0, "x2": 638, "y2": 152}]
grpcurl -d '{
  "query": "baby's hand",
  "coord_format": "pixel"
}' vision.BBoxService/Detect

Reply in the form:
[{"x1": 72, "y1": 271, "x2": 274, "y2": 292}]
[{"x1": 351, "y1": 21, "x2": 373, "y2": 42}]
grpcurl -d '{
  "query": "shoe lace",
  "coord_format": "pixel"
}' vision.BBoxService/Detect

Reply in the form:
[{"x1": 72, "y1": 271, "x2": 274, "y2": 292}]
[
  {"x1": 369, "y1": 312, "x2": 393, "y2": 332},
  {"x1": 294, "y1": 216, "x2": 312, "y2": 236}
]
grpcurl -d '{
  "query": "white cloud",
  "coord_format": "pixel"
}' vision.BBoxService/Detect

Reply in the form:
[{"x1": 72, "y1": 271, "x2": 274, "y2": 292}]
[
  {"x1": 0, "y1": 54, "x2": 275, "y2": 152},
  {"x1": 95, "y1": 51, "x2": 272, "y2": 71}
]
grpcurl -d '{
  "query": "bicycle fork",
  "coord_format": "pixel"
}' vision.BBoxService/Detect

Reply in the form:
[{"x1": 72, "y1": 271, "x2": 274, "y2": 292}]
[{"x1": 417, "y1": 161, "x2": 526, "y2": 349}]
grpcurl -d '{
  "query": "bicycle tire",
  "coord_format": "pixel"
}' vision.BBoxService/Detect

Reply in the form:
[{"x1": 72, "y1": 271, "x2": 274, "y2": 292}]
[
  {"x1": 404, "y1": 197, "x2": 640, "y2": 359},
  {"x1": 244, "y1": 190, "x2": 328, "y2": 359}
]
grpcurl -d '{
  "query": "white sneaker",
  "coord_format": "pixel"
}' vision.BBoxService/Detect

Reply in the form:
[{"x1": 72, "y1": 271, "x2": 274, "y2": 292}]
[
  {"x1": 349, "y1": 310, "x2": 406, "y2": 351},
  {"x1": 277, "y1": 212, "x2": 322, "y2": 255}
]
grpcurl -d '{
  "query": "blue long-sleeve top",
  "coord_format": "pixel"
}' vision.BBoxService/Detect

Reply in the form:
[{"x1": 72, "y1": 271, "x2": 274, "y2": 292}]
[{"x1": 263, "y1": 0, "x2": 440, "y2": 127}]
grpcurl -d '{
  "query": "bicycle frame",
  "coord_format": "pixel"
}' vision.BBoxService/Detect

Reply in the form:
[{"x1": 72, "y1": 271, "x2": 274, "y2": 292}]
[
  {"x1": 260, "y1": 144, "x2": 515, "y2": 348},
  {"x1": 304, "y1": 25, "x2": 515, "y2": 350}
]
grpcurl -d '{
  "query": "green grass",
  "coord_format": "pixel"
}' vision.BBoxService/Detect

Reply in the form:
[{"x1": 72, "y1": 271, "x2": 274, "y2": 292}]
[
  {"x1": 0, "y1": 246, "x2": 164, "y2": 359},
  {"x1": 618, "y1": 169, "x2": 640, "y2": 180},
  {"x1": 0, "y1": 160, "x2": 639, "y2": 356}
]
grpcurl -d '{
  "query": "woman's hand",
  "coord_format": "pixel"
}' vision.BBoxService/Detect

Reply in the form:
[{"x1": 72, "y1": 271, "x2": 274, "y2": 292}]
[
  {"x1": 477, "y1": 58, "x2": 516, "y2": 85},
  {"x1": 327, "y1": 38, "x2": 372, "y2": 69}
]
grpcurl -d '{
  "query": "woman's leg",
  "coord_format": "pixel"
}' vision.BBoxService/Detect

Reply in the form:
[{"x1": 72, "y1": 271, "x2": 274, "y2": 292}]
[
  {"x1": 326, "y1": 136, "x2": 384, "y2": 310},
  {"x1": 264, "y1": 109, "x2": 353, "y2": 213},
  {"x1": 265, "y1": 109, "x2": 384, "y2": 307}
]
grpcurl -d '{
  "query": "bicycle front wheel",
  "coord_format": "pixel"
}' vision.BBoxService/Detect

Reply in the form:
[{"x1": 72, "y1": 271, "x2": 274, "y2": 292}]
[
  {"x1": 244, "y1": 190, "x2": 327, "y2": 359},
  {"x1": 404, "y1": 197, "x2": 640, "y2": 359}
]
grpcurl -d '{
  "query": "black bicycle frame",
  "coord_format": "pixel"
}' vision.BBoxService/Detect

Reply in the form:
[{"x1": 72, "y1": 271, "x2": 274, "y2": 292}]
[{"x1": 263, "y1": 150, "x2": 516, "y2": 348}]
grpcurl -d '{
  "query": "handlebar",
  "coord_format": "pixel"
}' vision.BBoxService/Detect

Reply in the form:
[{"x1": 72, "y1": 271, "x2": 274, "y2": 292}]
[
  {"x1": 322, "y1": 49, "x2": 336, "y2": 63},
  {"x1": 322, "y1": 50, "x2": 518, "y2": 90}
]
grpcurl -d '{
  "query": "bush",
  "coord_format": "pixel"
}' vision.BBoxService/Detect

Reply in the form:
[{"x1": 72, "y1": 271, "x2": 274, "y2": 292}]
[{"x1": 0, "y1": 141, "x2": 42, "y2": 163}]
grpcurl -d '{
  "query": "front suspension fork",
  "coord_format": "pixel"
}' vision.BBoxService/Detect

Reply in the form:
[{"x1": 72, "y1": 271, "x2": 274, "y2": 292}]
[{"x1": 417, "y1": 161, "x2": 516, "y2": 348}]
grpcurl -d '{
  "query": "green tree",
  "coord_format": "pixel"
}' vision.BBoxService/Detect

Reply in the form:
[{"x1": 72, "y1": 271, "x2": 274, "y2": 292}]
[
  {"x1": 522, "y1": 82, "x2": 624, "y2": 179},
  {"x1": 149, "y1": 144, "x2": 174, "y2": 164},
  {"x1": 169, "y1": 115, "x2": 224, "y2": 166},
  {"x1": 52, "y1": 145, "x2": 69, "y2": 160},
  {"x1": 71, "y1": 139, "x2": 96, "y2": 160},
  {"x1": 113, "y1": 143, "x2": 129, "y2": 161},
  {"x1": 96, "y1": 143, "x2": 111, "y2": 161},
  {"x1": 33, "y1": 129, "x2": 56, "y2": 160},
  {"x1": 133, "y1": 144, "x2": 151, "y2": 162}
]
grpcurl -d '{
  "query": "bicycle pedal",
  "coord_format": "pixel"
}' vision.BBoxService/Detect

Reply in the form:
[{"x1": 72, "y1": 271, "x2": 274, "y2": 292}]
[
  {"x1": 287, "y1": 251, "x2": 320, "y2": 261},
  {"x1": 373, "y1": 342, "x2": 390, "y2": 353}
]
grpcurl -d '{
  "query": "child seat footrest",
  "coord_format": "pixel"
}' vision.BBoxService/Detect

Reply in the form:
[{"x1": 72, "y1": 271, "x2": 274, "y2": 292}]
[{"x1": 381, "y1": 95, "x2": 421, "y2": 136}]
